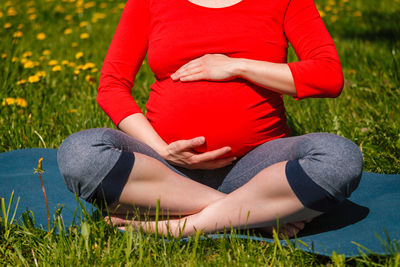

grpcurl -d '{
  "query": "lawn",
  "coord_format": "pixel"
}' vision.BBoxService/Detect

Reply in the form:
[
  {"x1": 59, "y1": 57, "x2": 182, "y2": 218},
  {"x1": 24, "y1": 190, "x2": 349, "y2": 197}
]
[{"x1": 0, "y1": 0, "x2": 399, "y2": 265}]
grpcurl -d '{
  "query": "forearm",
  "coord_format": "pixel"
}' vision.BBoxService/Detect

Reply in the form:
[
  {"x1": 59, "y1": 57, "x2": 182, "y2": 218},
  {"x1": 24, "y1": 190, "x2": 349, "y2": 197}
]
[
  {"x1": 118, "y1": 113, "x2": 168, "y2": 156},
  {"x1": 234, "y1": 58, "x2": 297, "y2": 96}
]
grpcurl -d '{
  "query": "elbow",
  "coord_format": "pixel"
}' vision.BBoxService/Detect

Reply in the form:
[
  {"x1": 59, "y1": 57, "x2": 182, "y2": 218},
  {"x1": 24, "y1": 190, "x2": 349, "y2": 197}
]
[{"x1": 325, "y1": 67, "x2": 344, "y2": 98}]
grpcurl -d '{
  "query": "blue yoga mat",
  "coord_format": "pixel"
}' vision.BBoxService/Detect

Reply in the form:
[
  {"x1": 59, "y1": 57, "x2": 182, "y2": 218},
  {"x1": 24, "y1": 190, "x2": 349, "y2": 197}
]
[{"x1": 0, "y1": 148, "x2": 399, "y2": 257}]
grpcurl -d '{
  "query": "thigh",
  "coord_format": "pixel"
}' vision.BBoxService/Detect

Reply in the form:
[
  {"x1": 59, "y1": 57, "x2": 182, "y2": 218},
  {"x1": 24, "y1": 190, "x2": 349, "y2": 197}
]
[{"x1": 218, "y1": 133, "x2": 363, "y2": 200}]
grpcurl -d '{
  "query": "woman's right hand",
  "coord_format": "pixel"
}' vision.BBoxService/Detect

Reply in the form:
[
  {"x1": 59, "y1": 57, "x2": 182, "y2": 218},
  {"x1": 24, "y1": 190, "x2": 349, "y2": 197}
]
[{"x1": 160, "y1": 137, "x2": 237, "y2": 170}]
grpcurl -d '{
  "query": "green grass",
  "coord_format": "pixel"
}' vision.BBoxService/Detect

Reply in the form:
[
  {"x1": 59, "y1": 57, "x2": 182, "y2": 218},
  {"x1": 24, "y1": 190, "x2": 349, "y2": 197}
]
[{"x1": 1, "y1": 0, "x2": 400, "y2": 265}]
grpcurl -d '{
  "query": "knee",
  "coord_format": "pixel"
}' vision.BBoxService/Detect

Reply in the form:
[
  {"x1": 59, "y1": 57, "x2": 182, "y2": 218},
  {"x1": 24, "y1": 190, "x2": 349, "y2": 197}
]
[
  {"x1": 302, "y1": 133, "x2": 363, "y2": 200},
  {"x1": 57, "y1": 128, "x2": 111, "y2": 199}
]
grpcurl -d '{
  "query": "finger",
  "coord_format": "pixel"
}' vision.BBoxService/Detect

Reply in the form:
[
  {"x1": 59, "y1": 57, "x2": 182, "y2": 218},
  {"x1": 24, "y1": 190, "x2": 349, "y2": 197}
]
[
  {"x1": 168, "y1": 137, "x2": 205, "y2": 152},
  {"x1": 197, "y1": 156, "x2": 237, "y2": 170},
  {"x1": 172, "y1": 66, "x2": 203, "y2": 81},
  {"x1": 180, "y1": 72, "x2": 206, "y2": 82},
  {"x1": 191, "y1": 146, "x2": 232, "y2": 163}
]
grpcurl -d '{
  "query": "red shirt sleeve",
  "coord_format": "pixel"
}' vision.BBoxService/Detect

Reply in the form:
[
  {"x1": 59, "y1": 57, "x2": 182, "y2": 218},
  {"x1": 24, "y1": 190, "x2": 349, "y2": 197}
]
[
  {"x1": 97, "y1": 0, "x2": 149, "y2": 126},
  {"x1": 284, "y1": 0, "x2": 344, "y2": 99}
]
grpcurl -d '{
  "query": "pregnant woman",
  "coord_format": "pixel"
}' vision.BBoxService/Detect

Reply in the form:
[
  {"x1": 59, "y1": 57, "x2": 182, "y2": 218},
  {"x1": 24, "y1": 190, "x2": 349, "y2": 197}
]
[{"x1": 57, "y1": 0, "x2": 363, "y2": 237}]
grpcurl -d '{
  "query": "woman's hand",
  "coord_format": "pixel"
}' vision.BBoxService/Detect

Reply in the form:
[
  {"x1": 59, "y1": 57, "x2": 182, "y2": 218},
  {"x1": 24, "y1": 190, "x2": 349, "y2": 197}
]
[
  {"x1": 161, "y1": 136, "x2": 237, "y2": 170},
  {"x1": 170, "y1": 54, "x2": 240, "y2": 82}
]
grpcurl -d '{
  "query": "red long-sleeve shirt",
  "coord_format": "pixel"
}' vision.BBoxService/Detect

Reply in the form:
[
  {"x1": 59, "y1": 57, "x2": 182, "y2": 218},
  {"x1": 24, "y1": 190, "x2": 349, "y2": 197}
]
[{"x1": 97, "y1": 0, "x2": 344, "y2": 157}]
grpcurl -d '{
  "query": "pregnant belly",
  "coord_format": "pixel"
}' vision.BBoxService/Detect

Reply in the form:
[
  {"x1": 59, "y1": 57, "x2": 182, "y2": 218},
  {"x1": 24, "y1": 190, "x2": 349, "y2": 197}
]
[{"x1": 146, "y1": 78, "x2": 290, "y2": 157}]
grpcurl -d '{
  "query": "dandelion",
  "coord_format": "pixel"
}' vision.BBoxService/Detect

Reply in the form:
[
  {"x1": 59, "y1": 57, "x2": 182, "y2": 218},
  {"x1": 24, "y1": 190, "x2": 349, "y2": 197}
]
[
  {"x1": 64, "y1": 28, "x2": 72, "y2": 35},
  {"x1": 64, "y1": 14, "x2": 72, "y2": 21},
  {"x1": 16, "y1": 97, "x2": 27, "y2": 108},
  {"x1": 68, "y1": 108, "x2": 78, "y2": 113},
  {"x1": 61, "y1": 60, "x2": 69, "y2": 65},
  {"x1": 80, "y1": 33, "x2": 89, "y2": 39},
  {"x1": 34, "y1": 158, "x2": 50, "y2": 234},
  {"x1": 71, "y1": 42, "x2": 79, "y2": 47},
  {"x1": 75, "y1": 52, "x2": 83, "y2": 59},
  {"x1": 91, "y1": 68, "x2": 98, "y2": 73},
  {"x1": 48, "y1": 60, "x2": 58, "y2": 66},
  {"x1": 7, "y1": 7, "x2": 17, "y2": 16},
  {"x1": 100, "y1": 3, "x2": 107, "y2": 8},
  {"x1": 68, "y1": 62, "x2": 76, "y2": 67},
  {"x1": 24, "y1": 61, "x2": 35, "y2": 69},
  {"x1": 55, "y1": 5, "x2": 66, "y2": 13},
  {"x1": 12, "y1": 57, "x2": 19, "y2": 62},
  {"x1": 17, "y1": 79, "x2": 27, "y2": 85},
  {"x1": 79, "y1": 21, "x2": 87, "y2": 27},
  {"x1": 118, "y1": 3, "x2": 125, "y2": 9},
  {"x1": 85, "y1": 75, "x2": 97, "y2": 85},
  {"x1": 36, "y1": 71, "x2": 46, "y2": 77},
  {"x1": 27, "y1": 7, "x2": 35, "y2": 14},
  {"x1": 331, "y1": 15, "x2": 338, "y2": 22},
  {"x1": 29, "y1": 14, "x2": 37, "y2": 20},
  {"x1": 2, "y1": 97, "x2": 16, "y2": 106},
  {"x1": 28, "y1": 75, "x2": 40, "y2": 83},
  {"x1": 0, "y1": 11, "x2": 3, "y2": 18},
  {"x1": 74, "y1": 69, "x2": 80, "y2": 75},
  {"x1": 22, "y1": 51, "x2": 32, "y2": 58},
  {"x1": 13, "y1": 31, "x2": 23, "y2": 38},
  {"x1": 42, "y1": 49, "x2": 51, "y2": 56},
  {"x1": 4, "y1": 22, "x2": 12, "y2": 29},
  {"x1": 82, "y1": 62, "x2": 95, "y2": 70},
  {"x1": 52, "y1": 65, "x2": 62, "y2": 72},
  {"x1": 353, "y1": 11, "x2": 362, "y2": 17},
  {"x1": 17, "y1": 24, "x2": 23, "y2": 29},
  {"x1": 36, "y1": 33, "x2": 46, "y2": 40},
  {"x1": 83, "y1": 1, "x2": 96, "y2": 9},
  {"x1": 1, "y1": 54, "x2": 7, "y2": 59}
]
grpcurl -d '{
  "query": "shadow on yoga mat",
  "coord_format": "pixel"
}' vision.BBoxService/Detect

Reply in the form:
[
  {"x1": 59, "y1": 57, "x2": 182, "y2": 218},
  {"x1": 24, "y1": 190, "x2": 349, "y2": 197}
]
[{"x1": 0, "y1": 148, "x2": 399, "y2": 257}]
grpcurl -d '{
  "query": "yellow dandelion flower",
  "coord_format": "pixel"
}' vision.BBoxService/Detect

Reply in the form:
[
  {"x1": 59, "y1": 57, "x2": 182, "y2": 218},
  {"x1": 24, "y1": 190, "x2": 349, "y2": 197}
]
[
  {"x1": 36, "y1": 71, "x2": 46, "y2": 77},
  {"x1": 68, "y1": 62, "x2": 76, "y2": 67},
  {"x1": 83, "y1": 1, "x2": 96, "y2": 9},
  {"x1": 85, "y1": 75, "x2": 97, "y2": 85},
  {"x1": 68, "y1": 108, "x2": 78, "y2": 113},
  {"x1": 27, "y1": 7, "x2": 36, "y2": 14},
  {"x1": 79, "y1": 21, "x2": 87, "y2": 27},
  {"x1": 13, "y1": 31, "x2": 23, "y2": 38},
  {"x1": 48, "y1": 60, "x2": 58, "y2": 66},
  {"x1": 21, "y1": 58, "x2": 27, "y2": 64},
  {"x1": 71, "y1": 42, "x2": 79, "y2": 47},
  {"x1": 64, "y1": 14, "x2": 72, "y2": 21},
  {"x1": 61, "y1": 60, "x2": 69, "y2": 65},
  {"x1": 331, "y1": 15, "x2": 338, "y2": 22},
  {"x1": 118, "y1": 3, "x2": 125, "y2": 9},
  {"x1": 55, "y1": 5, "x2": 66, "y2": 13},
  {"x1": 7, "y1": 7, "x2": 17, "y2": 16},
  {"x1": 29, "y1": 14, "x2": 37, "y2": 20},
  {"x1": 16, "y1": 98, "x2": 28, "y2": 108},
  {"x1": 76, "y1": 64, "x2": 83, "y2": 70},
  {"x1": 343, "y1": 0, "x2": 349, "y2": 2},
  {"x1": 353, "y1": 11, "x2": 362, "y2": 17},
  {"x1": 52, "y1": 65, "x2": 62, "y2": 72},
  {"x1": 22, "y1": 51, "x2": 33, "y2": 58},
  {"x1": 75, "y1": 52, "x2": 83, "y2": 59},
  {"x1": 42, "y1": 49, "x2": 51, "y2": 56},
  {"x1": 17, "y1": 79, "x2": 27, "y2": 85},
  {"x1": 4, "y1": 22, "x2": 12, "y2": 29},
  {"x1": 80, "y1": 33, "x2": 89, "y2": 39},
  {"x1": 0, "y1": 11, "x2": 3, "y2": 18},
  {"x1": 2, "y1": 97, "x2": 16, "y2": 106},
  {"x1": 5, "y1": 1, "x2": 12, "y2": 7},
  {"x1": 76, "y1": 8, "x2": 83, "y2": 14},
  {"x1": 28, "y1": 75, "x2": 40, "y2": 83},
  {"x1": 28, "y1": 1, "x2": 35, "y2": 6},
  {"x1": 74, "y1": 69, "x2": 80, "y2": 75},
  {"x1": 91, "y1": 68, "x2": 98, "y2": 73},
  {"x1": 12, "y1": 57, "x2": 19, "y2": 62},
  {"x1": 40, "y1": 56, "x2": 45, "y2": 61},
  {"x1": 24, "y1": 60, "x2": 35, "y2": 69},
  {"x1": 82, "y1": 62, "x2": 95, "y2": 70},
  {"x1": 34, "y1": 61, "x2": 40, "y2": 67},
  {"x1": 1, "y1": 54, "x2": 7, "y2": 59},
  {"x1": 64, "y1": 28, "x2": 72, "y2": 35},
  {"x1": 100, "y1": 3, "x2": 107, "y2": 8},
  {"x1": 17, "y1": 24, "x2": 23, "y2": 29},
  {"x1": 36, "y1": 33, "x2": 46, "y2": 40},
  {"x1": 324, "y1": 6, "x2": 332, "y2": 12}
]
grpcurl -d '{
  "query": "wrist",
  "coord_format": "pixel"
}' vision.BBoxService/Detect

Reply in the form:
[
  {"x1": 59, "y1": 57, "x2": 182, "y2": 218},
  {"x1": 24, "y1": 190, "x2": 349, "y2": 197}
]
[{"x1": 231, "y1": 58, "x2": 249, "y2": 78}]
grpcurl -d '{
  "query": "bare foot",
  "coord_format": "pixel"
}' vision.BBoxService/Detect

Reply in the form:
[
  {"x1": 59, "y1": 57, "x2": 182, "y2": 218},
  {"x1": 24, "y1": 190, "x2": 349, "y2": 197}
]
[{"x1": 259, "y1": 218, "x2": 313, "y2": 239}]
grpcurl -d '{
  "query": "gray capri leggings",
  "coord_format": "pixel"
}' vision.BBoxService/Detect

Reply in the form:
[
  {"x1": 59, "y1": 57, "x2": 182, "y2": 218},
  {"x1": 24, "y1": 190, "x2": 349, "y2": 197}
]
[{"x1": 57, "y1": 128, "x2": 363, "y2": 212}]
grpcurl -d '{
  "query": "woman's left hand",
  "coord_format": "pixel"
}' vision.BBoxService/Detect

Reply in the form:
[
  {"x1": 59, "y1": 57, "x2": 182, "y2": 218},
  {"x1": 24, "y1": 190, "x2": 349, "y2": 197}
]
[{"x1": 170, "y1": 54, "x2": 240, "y2": 82}]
